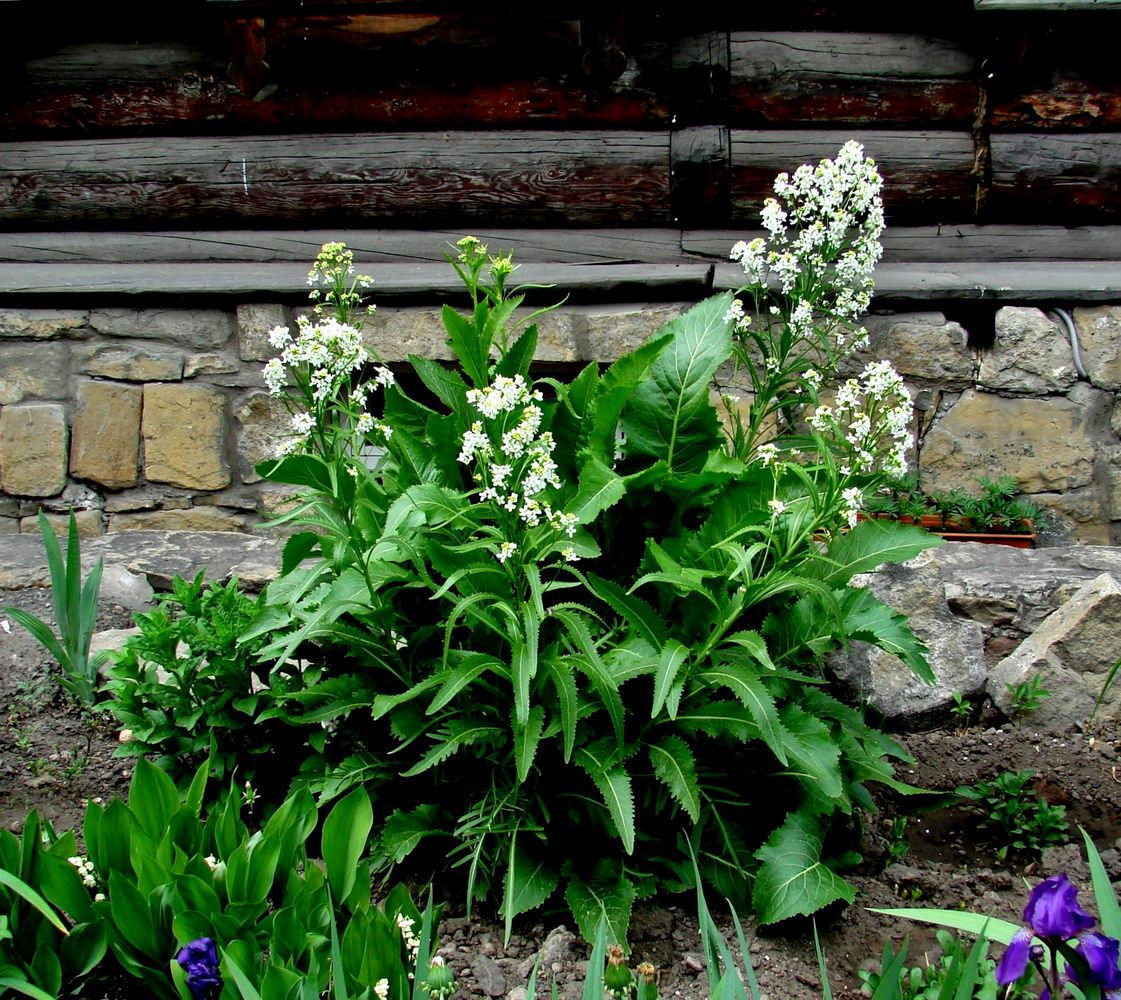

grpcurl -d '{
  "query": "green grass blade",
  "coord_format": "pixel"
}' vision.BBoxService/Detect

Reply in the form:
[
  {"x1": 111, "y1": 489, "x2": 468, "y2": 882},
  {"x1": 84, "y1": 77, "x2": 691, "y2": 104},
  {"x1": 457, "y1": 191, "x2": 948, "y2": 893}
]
[
  {"x1": 1, "y1": 607, "x2": 69, "y2": 669},
  {"x1": 812, "y1": 921, "x2": 833, "y2": 1000},
  {"x1": 581, "y1": 918, "x2": 608, "y2": 1000},
  {"x1": 37, "y1": 512, "x2": 67, "y2": 638},
  {"x1": 63, "y1": 511, "x2": 82, "y2": 650},
  {"x1": 1082, "y1": 827, "x2": 1121, "y2": 941}
]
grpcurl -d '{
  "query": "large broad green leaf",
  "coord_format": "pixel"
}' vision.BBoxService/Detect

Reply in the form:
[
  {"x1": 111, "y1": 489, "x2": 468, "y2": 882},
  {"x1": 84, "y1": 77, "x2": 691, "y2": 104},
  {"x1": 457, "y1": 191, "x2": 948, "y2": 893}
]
[
  {"x1": 777, "y1": 705, "x2": 844, "y2": 805},
  {"x1": 254, "y1": 453, "x2": 334, "y2": 492},
  {"x1": 588, "y1": 334, "x2": 674, "y2": 462},
  {"x1": 647, "y1": 736, "x2": 701, "y2": 823},
  {"x1": 620, "y1": 293, "x2": 733, "y2": 474},
  {"x1": 837, "y1": 587, "x2": 935, "y2": 685},
  {"x1": 568, "y1": 456, "x2": 627, "y2": 525},
  {"x1": 322, "y1": 787, "x2": 373, "y2": 903},
  {"x1": 809, "y1": 519, "x2": 943, "y2": 588},
  {"x1": 565, "y1": 871, "x2": 636, "y2": 949},
  {"x1": 752, "y1": 811, "x2": 856, "y2": 925}
]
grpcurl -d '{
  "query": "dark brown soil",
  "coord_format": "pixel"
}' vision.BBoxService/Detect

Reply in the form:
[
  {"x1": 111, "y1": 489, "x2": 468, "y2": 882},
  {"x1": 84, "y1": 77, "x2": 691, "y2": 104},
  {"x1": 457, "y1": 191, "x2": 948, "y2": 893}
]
[{"x1": 4, "y1": 584, "x2": 1121, "y2": 1000}]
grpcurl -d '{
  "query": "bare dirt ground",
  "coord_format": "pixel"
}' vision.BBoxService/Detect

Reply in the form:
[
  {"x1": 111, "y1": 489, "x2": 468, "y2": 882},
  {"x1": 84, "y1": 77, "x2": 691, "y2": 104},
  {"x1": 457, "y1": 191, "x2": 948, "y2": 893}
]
[{"x1": 4, "y1": 584, "x2": 1121, "y2": 1000}]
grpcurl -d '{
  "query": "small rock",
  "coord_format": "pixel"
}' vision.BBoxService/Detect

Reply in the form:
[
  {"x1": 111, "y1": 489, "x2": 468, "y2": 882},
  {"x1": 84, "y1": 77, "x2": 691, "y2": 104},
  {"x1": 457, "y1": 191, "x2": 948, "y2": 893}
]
[
  {"x1": 472, "y1": 955, "x2": 506, "y2": 997},
  {"x1": 506, "y1": 989, "x2": 528, "y2": 1000},
  {"x1": 682, "y1": 953, "x2": 705, "y2": 974}
]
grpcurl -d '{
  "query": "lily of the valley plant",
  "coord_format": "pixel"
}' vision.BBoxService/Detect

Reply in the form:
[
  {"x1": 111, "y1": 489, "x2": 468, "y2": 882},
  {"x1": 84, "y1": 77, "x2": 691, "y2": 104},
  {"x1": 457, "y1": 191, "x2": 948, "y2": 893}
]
[{"x1": 252, "y1": 141, "x2": 940, "y2": 944}]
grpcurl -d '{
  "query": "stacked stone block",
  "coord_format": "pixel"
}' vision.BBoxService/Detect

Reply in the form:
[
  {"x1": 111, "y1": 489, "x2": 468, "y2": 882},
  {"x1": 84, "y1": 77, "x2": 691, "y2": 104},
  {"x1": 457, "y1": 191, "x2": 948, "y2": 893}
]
[{"x1": 2, "y1": 301, "x2": 1121, "y2": 543}]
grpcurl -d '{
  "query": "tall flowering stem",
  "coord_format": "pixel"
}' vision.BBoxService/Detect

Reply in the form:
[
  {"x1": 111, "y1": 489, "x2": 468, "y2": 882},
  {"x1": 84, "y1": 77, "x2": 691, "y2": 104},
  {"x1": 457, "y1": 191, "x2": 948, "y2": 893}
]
[{"x1": 725, "y1": 141, "x2": 909, "y2": 538}]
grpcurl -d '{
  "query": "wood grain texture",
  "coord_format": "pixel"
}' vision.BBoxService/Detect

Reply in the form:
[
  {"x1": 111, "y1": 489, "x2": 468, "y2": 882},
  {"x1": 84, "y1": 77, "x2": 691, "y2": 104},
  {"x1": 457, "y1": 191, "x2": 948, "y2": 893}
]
[
  {"x1": 0, "y1": 229, "x2": 688, "y2": 264},
  {"x1": 0, "y1": 261, "x2": 713, "y2": 297},
  {"x1": 990, "y1": 133, "x2": 1121, "y2": 219},
  {"x1": 730, "y1": 130, "x2": 977, "y2": 222},
  {"x1": 684, "y1": 225, "x2": 1121, "y2": 262},
  {"x1": 713, "y1": 260, "x2": 1121, "y2": 300},
  {"x1": 0, "y1": 132, "x2": 671, "y2": 226},
  {"x1": 730, "y1": 32, "x2": 978, "y2": 125}
]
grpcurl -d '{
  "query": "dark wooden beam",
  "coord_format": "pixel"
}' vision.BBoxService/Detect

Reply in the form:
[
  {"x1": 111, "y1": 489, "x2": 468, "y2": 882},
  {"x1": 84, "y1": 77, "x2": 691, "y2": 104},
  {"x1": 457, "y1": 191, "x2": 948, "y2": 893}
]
[
  {"x1": 0, "y1": 131, "x2": 672, "y2": 227},
  {"x1": 729, "y1": 32, "x2": 979, "y2": 126}
]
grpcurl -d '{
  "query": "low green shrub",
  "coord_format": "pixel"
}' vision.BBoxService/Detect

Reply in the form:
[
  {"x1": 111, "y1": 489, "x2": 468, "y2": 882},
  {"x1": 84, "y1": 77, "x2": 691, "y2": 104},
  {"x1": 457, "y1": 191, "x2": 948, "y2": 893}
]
[
  {"x1": 105, "y1": 572, "x2": 292, "y2": 792},
  {"x1": 244, "y1": 141, "x2": 939, "y2": 943},
  {"x1": 0, "y1": 757, "x2": 442, "y2": 999}
]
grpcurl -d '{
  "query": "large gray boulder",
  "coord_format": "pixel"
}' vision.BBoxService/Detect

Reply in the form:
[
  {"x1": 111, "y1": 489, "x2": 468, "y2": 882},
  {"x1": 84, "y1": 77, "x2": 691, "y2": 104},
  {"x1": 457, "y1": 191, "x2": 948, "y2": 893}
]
[{"x1": 987, "y1": 572, "x2": 1121, "y2": 727}]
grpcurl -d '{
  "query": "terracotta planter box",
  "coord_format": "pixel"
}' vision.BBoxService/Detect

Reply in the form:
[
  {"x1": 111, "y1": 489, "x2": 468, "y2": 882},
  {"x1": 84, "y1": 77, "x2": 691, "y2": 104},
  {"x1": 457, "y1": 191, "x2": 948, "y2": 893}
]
[{"x1": 863, "y1": 514, "x2": 1037, "y2": 548}]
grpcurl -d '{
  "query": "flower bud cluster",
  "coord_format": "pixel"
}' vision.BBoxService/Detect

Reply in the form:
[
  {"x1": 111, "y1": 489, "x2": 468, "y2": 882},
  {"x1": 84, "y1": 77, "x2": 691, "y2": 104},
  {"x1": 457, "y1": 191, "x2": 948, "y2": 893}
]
[
  {"x1": 457, "y1": 373, "x2": 578, "y2": 563},
  {"x1": 306, "y1": 241, "x2": 375, "y2": 318}
]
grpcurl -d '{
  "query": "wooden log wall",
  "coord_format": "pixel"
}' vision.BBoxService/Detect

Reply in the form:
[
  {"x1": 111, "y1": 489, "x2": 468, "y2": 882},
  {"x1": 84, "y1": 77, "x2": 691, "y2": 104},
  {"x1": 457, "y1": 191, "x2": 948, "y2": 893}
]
[{"x1": 1, "y1": 0, "x2": 1121, "y2": 293}]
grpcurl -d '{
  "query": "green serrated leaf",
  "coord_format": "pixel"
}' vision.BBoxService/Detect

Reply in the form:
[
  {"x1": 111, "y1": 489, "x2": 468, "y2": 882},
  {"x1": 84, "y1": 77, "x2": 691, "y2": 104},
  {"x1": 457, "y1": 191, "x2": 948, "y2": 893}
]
[
  {"x1": 698, "y1": 660, "x2": 788, "y2": 765},
  {"x1": 568, "y1": 457, "x2": 627, "y2": 525},
  {"x1": 752, "y1": 812, "x2": 855, "y2": 925},
  {"x1": 514, "y1": 705, "x2": 546, "y2": 784},
  {"x1": 575, "y1": 755, "x2": 634, "y2": 854},
  {"x1": 501, "y1": 834, "x2": 559, "y2": 943},
  {"x1": 565, "y1": 873, "x2": 635, "y2": 950},
  {"x1": 648, "y1": 736, "x2": 701, "y2": 823},
  {"x1": 837, "y1": 587, "x2": 935, "y2": 685},
  {"x1": 810, "y1": 519, "x2": 943, "y2": 587}
]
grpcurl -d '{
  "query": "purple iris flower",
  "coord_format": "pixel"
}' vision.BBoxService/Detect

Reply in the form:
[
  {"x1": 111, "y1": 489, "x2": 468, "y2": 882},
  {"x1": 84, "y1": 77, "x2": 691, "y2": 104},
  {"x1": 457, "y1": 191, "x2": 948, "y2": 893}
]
[
  {"x1": 176, "y1": 937, "x2": 222, "y2": 1000},
  {"x1": 995, "y1": 873, "x2": 1121, "y2": 994},
  {"x1": 1077, "y1": 932, "x2": 1121, "y2": 991},
  {"x1": 1023, "y1": 875, "x2": 1096, "y2": 940}
]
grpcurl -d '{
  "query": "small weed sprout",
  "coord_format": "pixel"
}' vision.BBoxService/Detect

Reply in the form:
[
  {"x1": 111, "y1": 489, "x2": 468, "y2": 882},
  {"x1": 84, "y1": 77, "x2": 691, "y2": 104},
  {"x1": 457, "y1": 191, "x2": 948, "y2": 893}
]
[
  {"x1": 1005, "y1": 673, "x2": 1050, "y2": 722},
  {"x1": 956, "y1": 769, "x2": 1070, "y2": 859}
]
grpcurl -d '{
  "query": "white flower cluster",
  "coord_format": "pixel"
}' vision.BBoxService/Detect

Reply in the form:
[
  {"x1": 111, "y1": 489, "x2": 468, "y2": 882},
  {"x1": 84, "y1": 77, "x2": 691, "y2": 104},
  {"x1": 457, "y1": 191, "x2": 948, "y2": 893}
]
[
  {"x1": 264, "y1": 316, "x2": 369, "y2": 403},
  {"x1": 457, "y1": 374, "x2": 578, "y2": 563},
  {"x1": 730, "y1": 141, "x2": 884, "y2": 348},
  {"x1": 68, "y1": 855, "x2": 97, "y2": 888},
  {"x1": 397, "y1": 912, "x2": 421, "y2": 966},
  {"x1": 374, "y1": 979, "x2": 390, "y2": 1000},
  {"x1": 809, "y1": 360, "x2": 911, "y2": 479},
  {"x1": 264, "y1": 316, "x2": 396, "y2": 455}
]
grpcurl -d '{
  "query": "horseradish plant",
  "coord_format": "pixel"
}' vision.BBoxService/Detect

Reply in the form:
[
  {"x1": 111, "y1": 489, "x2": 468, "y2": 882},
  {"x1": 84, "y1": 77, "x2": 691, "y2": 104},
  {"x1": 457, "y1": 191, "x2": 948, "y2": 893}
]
[{"x1": 252, "y1": 143, "x2": 939, "y2": 942}]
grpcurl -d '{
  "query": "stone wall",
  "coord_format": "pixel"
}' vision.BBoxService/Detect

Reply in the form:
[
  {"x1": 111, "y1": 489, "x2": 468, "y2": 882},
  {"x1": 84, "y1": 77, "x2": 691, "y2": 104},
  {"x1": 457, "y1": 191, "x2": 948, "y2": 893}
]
[{"x1": 0, "y1": 301, "x2": 1119, "y2": 543}]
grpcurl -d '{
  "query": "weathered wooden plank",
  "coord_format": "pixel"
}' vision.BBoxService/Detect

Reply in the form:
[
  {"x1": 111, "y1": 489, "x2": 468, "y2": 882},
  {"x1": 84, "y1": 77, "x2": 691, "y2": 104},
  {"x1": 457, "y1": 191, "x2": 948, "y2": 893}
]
[
  {"x1": 0, "y1": 261, "x2": 713, "y2": 297},
  {"x1": 3, "y1": 80, "x2": 671, "y2": 134},
  {"x1": 730, "y1": 130, "x2": 977, "y2": 222},
  {"x1": 730, "y1": 33, "x2": 978, "y2": 125},
  {"x1": 22, "y1": 43, "x2": 221, "y2": 84},
  {"x1": 990, "y1": 79, "x2": 1121, "y2": 130},
  {"x1": 714, "y1": 260, "x2": 1121, "y2": 300},
  {"x1": 990, "y1": 133, "x2": 1121, "y2": 220},
  {"x1": 684, "y1": 225, "x2": 1121, "y2": 262},
  {"x1": 0, "y1": 132, "x2": 671, "y2": 226},
  {"x1": 0, "y1": 229, "x2": 688, "y2": 264},
  {"x1": 7, "y1": 20, "x2": 670, "y2": 133}
]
